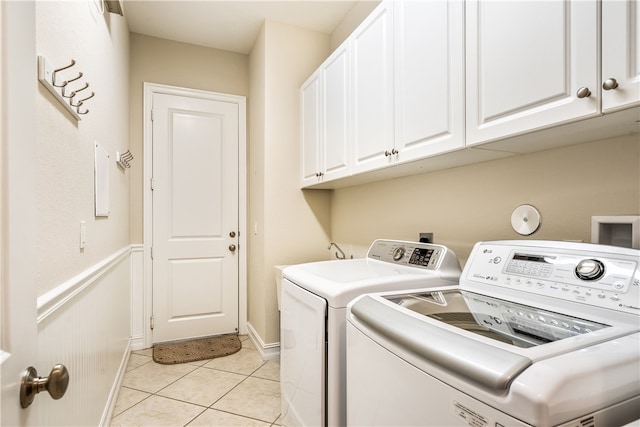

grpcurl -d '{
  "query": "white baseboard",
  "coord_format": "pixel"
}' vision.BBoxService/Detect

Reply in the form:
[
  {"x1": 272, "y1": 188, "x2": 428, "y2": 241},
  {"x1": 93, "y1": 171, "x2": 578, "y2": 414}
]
[
  {"x1": 130, "y1": 335, "x2": 146, "y2": 351},
  {"x1": 100, "y1": 339, "x2": 132, "y2": 426},
  {"x1": 246, "y1": 322, "x2": 280, "y2": 361}
]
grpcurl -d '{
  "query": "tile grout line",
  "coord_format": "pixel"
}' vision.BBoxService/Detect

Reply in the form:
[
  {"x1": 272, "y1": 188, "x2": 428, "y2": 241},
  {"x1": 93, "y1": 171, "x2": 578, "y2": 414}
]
[{"x1": 114, "y1": 340, "x2": 281, "y2": 426}]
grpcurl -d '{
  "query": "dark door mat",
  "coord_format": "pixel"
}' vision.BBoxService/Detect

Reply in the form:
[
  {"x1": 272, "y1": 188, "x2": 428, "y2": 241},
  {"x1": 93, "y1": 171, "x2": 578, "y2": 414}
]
[{"x1": 153, "y1": 334, "x2": 242, "y2": 365}]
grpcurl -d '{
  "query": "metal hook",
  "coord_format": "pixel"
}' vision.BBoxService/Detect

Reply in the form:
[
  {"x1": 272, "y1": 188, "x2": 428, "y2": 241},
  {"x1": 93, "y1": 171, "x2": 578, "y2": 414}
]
[
  {"x1": 60, "y1": 73, "x2": 83, "y2": 98},
  {"x1": 74, "y1": 91, "x2": 94, "y2": 115},
  {"x1": 70, "y1": 85, "x2": 90, "y2": 106},
  {"x1": 76, "y1": 91, "x2": 95, "y2": 105},
  {"x1": 52, "y1": 59, "x2": 76, "y2": 87},
  {"x1": 121, "y1": 151, "x2": 133, "y2": 162}
]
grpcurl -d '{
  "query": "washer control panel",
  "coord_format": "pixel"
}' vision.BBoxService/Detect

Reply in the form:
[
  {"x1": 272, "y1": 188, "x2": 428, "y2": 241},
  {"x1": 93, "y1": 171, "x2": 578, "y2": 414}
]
[
  {"x1": 367, "y1": 240, "x2": 452, "y2": 271},
  {"x1": 464, "y1": 241, "x2": 640, "y2": 315}
]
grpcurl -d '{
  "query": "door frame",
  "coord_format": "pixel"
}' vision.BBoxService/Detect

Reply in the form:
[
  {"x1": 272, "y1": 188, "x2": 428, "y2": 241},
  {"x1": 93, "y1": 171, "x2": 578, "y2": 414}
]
[{"x1": 142, "y1": 82, "x2": 247, "y2": 348}]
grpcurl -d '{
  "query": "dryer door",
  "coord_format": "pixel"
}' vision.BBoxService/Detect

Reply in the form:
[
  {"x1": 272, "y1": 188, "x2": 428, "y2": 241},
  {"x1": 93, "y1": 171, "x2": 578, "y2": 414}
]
[{"x1": 280, "y1": 279, "x2": 327, "y2": 426}]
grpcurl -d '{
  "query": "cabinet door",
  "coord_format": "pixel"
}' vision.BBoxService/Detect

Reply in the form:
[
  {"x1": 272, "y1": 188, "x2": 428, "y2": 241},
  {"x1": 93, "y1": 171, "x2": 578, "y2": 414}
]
[
  {"x1": 352, "y1": 1, "x2": 394, "y2": 174},
  {"x1": 323, "y1": 43, "x2": 351, "y2": 181},
  {"x1": 395, "y1": 0, "x2": 464, "y2": 162},
  {"x1": 602, "y1": 0, "x2": 640, "y2": 112},
  {"x1": 466, "y1": 0, "x2": 599, "y2": 146},
  {"x1": 300, "y1": 72, "x2": 322, "y2": 187}
]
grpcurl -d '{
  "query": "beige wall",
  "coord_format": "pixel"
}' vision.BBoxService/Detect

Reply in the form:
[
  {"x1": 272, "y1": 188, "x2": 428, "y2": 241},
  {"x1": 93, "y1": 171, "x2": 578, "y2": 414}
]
[
  {"x1": 330, "y1": 0, "x2": 381, "y2": 50},
  {"x1": 35, "y1": 1, "x2": 130, "y2": 295},
  {"x1": 128, "y1": 33, "x2": 250, "y2": 243},
  {"x1": 330, "y1": 134, "x2": 640, "y2": 266},
  {"x1": 248, "y1": 21, "x2": 332, "y2": 344}
]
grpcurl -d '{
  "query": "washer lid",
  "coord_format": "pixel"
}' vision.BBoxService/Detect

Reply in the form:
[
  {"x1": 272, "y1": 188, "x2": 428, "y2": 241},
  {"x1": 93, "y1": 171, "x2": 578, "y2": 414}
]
[
  {"x1": 284, "y1": 258, "x2": 457, "y2": 308},
  {"x1": 350, "y1": 294, "x2": 533, "y2": 391},
  {"x1": 349, "y1": 290, "x2": 639, "y2": 391}
]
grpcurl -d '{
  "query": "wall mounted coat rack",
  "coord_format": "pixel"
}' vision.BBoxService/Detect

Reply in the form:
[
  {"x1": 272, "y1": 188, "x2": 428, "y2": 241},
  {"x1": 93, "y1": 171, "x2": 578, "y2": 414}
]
[
  {"x1": 116, "y1": 150, "x2": 133, "y2": 169},
  {"x1": 38, "y1": 56, "x2": 95, "y2": 120}
]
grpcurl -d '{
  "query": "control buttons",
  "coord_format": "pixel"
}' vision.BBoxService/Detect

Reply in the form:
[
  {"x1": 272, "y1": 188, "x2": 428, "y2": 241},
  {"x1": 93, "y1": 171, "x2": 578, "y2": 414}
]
[
  {"x1": 392, "y1": 247, "x2": 405, "y2": 261},
  {"x1": 575, "y1": 259, "x2": 605, "y2": 281}
]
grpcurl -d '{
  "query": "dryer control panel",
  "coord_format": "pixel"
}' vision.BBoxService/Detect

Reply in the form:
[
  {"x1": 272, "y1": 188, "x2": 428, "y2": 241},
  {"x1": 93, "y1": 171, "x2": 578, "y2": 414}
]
[
  {"x1": 367, "y1": 239, "x2": 461, "y2": 276},
  {"x1": 463, "y1": 241, "x2": 640, "y2": 315}
]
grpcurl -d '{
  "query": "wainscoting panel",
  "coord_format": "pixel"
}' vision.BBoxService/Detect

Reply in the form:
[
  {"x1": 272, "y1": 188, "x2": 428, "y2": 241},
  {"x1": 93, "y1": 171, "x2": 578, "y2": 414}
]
[
  {"x1": 36, "y1": 247, "x2": 131, "y2": 426},
  {"x1": 130, "y1": 244, "x2": 145, "y2": 350}
]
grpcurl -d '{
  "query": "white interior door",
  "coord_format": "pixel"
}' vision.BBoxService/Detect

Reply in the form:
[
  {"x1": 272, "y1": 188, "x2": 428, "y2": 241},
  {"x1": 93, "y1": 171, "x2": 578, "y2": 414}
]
[
  {"x1": 152, "y1": 92, "x2": 239, "y2": 343},
  {"x1": 1, "y1": 1, "x2": 39, "y2": 425}
]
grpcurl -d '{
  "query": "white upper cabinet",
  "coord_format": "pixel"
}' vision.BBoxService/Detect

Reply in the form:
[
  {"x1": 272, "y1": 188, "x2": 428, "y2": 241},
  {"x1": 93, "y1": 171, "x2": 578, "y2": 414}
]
[
  {"x1": 300, "y1": 44, "x2": 352, "y2": 188},
  {"x1": 300, "y1": 71, "x2": 322, "y2": 187},
  {"x1": 465, "y1": 0, "x2": 599, "y2": 146},
  {"x1": 602, "y1": 0, "x2": 640, "y2": 113},
  {"x1": 323, "y1": 43, "x2": 351, "y2": 181},
  {"x1": 394, "y1": 0, "x2": 464, "y2": 162},
  {"x1": 300, "y1": 0, "x2": 638, "y2": 189},
  {"x1": 351, "y1": 1, "x2": 395, "y2": 174}
]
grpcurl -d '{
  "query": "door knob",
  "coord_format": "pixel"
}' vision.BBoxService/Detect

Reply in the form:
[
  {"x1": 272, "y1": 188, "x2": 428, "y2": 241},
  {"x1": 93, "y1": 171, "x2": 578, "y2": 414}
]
[
  {"x1": 20, "y1": 364, "x2": 69, "y2": 408},
  {"x1": 229, "y1": 244, "x2": 236, "y2": 252},
  {"x1": 229, "y1": 231, "x2": 236, "y2": 238}
]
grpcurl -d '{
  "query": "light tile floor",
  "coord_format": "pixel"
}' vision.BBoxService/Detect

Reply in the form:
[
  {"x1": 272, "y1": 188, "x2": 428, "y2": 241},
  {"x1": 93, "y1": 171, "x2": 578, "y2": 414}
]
[{"x1": 111, "y1": 336, "x2": 281, "y2": 427}]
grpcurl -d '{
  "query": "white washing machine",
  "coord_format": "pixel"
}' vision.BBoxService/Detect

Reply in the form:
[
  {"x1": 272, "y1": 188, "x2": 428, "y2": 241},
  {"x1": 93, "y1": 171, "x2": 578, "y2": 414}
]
[
  {"x1": 347, "y1": 240, "x2": 640, "y2": 426},
  {"x1": 280, "y1": 239, "x2": 462, "y2": 427}
]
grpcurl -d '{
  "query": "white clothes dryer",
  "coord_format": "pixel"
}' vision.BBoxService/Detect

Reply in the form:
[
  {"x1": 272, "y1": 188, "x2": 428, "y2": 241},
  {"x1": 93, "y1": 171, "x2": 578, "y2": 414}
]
[
  {"x1": 346, "y1": 240, "x2": 640, "y2": 426},
  {"x1": 280, "y1": 239, "x2": 462, "y2": 427}
]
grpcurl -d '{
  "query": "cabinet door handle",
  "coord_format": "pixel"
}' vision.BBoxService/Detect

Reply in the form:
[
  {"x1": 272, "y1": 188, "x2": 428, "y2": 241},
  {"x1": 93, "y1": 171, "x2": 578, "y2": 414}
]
[
  {"x1": 576, "y1": 87, "x2": 591, "y2": 98},
  {"x1": 391, "y1": 148, "x2": 399, "y2": 155},
  {"x1": 384, "y1": 150, "x2": 391, "y2": 157},
  {"x1": 602, "y1": 78, "x2": 619, "y2": 91}
]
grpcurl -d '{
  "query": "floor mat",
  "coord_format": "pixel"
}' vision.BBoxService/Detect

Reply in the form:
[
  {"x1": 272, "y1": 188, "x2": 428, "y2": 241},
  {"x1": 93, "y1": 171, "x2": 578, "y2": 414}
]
[{"x1": 152, "y1": 334, "x2": 242, "y2": 364}]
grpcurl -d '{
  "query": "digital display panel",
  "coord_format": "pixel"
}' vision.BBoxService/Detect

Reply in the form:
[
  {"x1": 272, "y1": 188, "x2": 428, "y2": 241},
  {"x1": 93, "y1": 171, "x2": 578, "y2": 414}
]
[
  {"x1": 409, "y1": 248, "x2": 434, "y2": 267},
  {"x1": 512, "y1": 254, "x2": 550, "y2": 263}
]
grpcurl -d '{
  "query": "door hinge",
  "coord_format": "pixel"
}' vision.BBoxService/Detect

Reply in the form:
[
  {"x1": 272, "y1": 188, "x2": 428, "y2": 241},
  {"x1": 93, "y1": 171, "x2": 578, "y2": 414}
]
[
  {"x1": 150, "y1": 246, "x2": 154, "y2": 259},
  {"x1": 150, "y1": 178, "x2": 155, "y2": 191},
  {"x1": 151, "y1": 109, "x2": 154, "y2": 121},
  {"x1": 150, "y1": 316, "x2": 154, "y2": 330}
]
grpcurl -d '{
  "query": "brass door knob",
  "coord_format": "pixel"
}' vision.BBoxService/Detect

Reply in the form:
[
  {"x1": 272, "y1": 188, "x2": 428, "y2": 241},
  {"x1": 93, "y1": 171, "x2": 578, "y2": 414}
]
[{"x1": 229, "y1": 244, "x2": 236, "y2": 252}]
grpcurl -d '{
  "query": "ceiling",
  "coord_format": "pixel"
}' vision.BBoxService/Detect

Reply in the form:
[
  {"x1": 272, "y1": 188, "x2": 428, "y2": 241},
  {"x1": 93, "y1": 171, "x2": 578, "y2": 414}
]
[{"x1": 124, "y1": 0, "x2": 361, "y2": 54}]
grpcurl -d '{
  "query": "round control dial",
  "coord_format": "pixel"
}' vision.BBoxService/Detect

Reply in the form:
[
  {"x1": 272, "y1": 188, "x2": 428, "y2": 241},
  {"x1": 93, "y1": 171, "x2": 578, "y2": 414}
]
[
  {"x1": 575, "y1": 259, "x2": 605, "y2": 281},
  {"x1": 392, "y1": 247, "x2": 406, "y2": 261}
]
